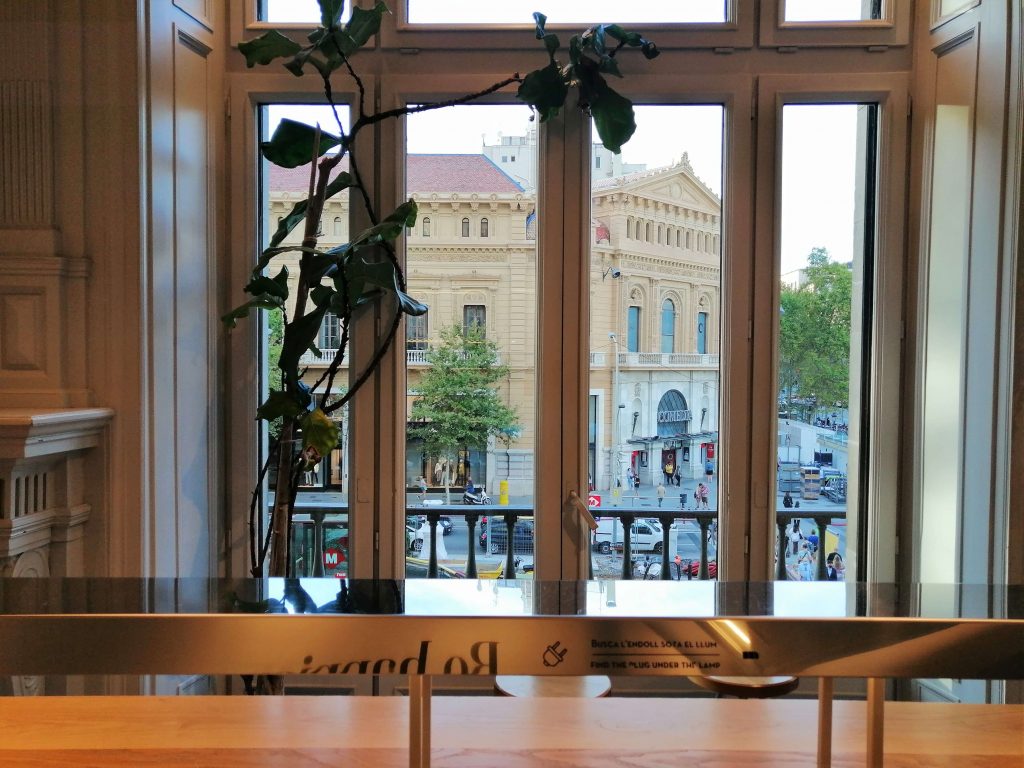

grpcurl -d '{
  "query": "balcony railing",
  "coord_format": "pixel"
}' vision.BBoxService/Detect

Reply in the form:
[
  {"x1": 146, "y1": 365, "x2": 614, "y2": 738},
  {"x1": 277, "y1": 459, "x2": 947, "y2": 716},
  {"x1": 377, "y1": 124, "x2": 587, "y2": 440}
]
[
  {"x1": 299, "y1": 348, "x2": 494, "y2": 368},
  {"x1": 289, "y1": 495, "x2": 846, "y2": 583},
  {"x1": 301, "y1": 352, "x2": 434, "y2": 370},
  {"x1": 589, "y1": 352, "x2": 719, "y2": 369}
]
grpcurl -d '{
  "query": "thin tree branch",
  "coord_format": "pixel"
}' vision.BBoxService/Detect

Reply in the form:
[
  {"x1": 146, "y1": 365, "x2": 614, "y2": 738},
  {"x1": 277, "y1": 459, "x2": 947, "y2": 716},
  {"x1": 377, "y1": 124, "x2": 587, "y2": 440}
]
[
  {"x1": 350, "y1": 76, "x2": 522, "y2": 134},
  {"x1": 248, "y1": 449, "x2": 275, "y2": 576}
]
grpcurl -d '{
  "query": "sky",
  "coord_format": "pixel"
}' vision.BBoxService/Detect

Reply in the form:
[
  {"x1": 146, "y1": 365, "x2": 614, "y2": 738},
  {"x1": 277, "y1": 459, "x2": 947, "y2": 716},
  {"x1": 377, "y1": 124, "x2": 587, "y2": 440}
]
[
  {"x1": 267, "y1": 0, "x2": 870, "y2": 25},
  {"x1": 263, "y1": 1, "x2": 870, "y2": 273}
]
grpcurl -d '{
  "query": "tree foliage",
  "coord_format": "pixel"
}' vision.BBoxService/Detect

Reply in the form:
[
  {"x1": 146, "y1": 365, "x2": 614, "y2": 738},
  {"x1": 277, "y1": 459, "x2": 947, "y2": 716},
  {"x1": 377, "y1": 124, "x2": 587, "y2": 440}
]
[
  {"x1": 779, "y1": 247, "x2": 852, "y2": 418},
  {"x1": 408, "y1": 326, "x2": 520, "y2": 489}
]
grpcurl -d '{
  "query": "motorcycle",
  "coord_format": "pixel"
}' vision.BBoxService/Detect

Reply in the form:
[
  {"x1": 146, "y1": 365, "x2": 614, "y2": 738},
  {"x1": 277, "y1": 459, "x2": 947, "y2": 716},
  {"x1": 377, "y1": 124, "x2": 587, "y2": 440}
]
[{"x1": 462, "y1": 487, "x2": 491, "y2": 505}]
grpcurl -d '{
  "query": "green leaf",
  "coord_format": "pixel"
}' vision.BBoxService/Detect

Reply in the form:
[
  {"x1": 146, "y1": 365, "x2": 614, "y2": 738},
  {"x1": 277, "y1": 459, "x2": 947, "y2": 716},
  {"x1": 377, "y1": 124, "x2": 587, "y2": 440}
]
[
  {"x1": 221, "y1": 296, "x2": 284, "y2": 329},
  {"x1": 516, "y1": 62, "x2": 568, "y2": 123},
  {"x1": 532, "y1": 12, "x2": 559, "y2": 59},
  {"x1": 318, "y1": 0, "x2": 345, "y2": 28},
  {"x1": 344, "y1": 199, "x2": 418, "y2": 252},
  {"x1": 300, "y1": 409, "x2": 340, "y2": 460},
  {"x1": 260, "y1": 118, "x2": 340, "y2": 169},
  {"x1": 238, "y1": 30, "x2": 302, "y2": 68},
  {"x1": 344, "y1": 2, "x2": 388, "y2": 50},
  {"x1": 253, "y1": 245, "x2": 330, "y2": 278},
  {"x1": 267, "y1": 172, "x2": 352, "y2": 249},
  {"x1": 602, "y1": 24, "x2": 659, "y2": 59},
  {"x1": 398, "y1": 291, "x2": 428, "y2": 317},
  {"x1": 598, "y1": 55, "x2": 622, "y2": 78},
  {"x1": 279, "y1": 305, "x2": 329, "y2": 381},
  {"x1": 532, "y1": 12, "x2": 548, "y2": 38},
  {"x1": 310, "y1": 284, "x2": 336, "y2": 307},
  {"x1": 269, "y1": 199, "x2": 310, "y2": 249},
  {"x1": 590, "y1": 83, "x2": 636, "y2": 153},
  {"x1": 257, "y1": 391, "x2": 306, "y2": 422},
  {"x1": 245, "y1": 266, "x2": 289, "y2": 301}
]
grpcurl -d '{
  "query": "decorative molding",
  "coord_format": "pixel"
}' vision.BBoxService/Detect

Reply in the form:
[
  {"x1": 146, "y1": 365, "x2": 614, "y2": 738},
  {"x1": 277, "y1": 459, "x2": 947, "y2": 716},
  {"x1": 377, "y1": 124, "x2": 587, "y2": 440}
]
[
  {"x1": 0, "y1": 80, "x2": 55, "y2": 227},
  {"x1": 0, "y1": 252, "x2": 90, "y2": 278},
  {"x1": 0, "y1": 408, "x2": 113, "y2": 459}
]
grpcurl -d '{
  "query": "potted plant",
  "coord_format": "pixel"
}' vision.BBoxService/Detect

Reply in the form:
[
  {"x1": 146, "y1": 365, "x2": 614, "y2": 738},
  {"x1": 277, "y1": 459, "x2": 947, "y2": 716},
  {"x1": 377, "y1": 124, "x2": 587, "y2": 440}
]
[{"x1": 229, "y1": 1, "x2": 660, "y2": 578}]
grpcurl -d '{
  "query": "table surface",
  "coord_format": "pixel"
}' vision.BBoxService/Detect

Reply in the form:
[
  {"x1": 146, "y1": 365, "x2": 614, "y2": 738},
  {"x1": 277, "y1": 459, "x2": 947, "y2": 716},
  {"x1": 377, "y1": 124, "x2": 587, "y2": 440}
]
[{"x1": 0, "y1": 696, "x2": 1020, "y2": 767}]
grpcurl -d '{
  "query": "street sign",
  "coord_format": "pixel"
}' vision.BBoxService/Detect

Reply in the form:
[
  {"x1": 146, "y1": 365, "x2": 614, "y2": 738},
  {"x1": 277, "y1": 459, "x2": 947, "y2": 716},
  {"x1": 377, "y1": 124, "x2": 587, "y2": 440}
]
[
  {"x1": 323, "y1": 549, "x2": 344, "y2": 568},
  {"x1": 588, "y1": 494, "x2": 601, "y2": 508}
]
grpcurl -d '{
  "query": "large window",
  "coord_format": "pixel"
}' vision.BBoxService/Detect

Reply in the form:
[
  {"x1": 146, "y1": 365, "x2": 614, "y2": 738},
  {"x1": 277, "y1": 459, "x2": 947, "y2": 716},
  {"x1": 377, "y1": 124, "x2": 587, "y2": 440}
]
[
  {"x1": 235, "y1": 9, "x2": 908, "y2": 587},
  {"x1": 661, "y1": 299, "x2": 676, "y2": 353},
  {"x1": 774, "y1": 103, "x2": 879, "y2": 581}
]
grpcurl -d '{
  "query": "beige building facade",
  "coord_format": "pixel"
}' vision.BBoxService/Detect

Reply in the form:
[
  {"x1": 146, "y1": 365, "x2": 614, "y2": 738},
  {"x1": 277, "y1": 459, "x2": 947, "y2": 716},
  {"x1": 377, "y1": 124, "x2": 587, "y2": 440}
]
[{"x1": 269, "y1": 146, "x2": 722, "y2": 498}]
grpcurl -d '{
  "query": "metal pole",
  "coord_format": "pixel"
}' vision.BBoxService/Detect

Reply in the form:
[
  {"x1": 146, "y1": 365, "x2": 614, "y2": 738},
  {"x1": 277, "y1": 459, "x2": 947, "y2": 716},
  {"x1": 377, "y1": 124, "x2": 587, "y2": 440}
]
[
  {"x1": 311, "y1": 511, "x2": 326, "y2": 577},
  {"x1": 465, "y1": 513, "x2": 478, "y2": 578},
  {"x1": 409, "y1": 674, "x2": 431, "y2": 768},
  {"x1": 866, "y1": 677, "x2": 885, "y2": 767},
  {"x1": 817, "y1": 677, "x2": 833, "y2": 767}
]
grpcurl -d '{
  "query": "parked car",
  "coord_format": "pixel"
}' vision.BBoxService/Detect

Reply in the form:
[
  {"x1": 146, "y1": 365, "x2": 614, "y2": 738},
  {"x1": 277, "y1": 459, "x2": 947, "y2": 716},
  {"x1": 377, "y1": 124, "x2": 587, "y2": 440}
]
[
  {"x1": 593, "y1": 518, "x2": 666, "y2": 554},
  {"x1": 481, "y1": 518, "x2": 534, "y2": 554}
]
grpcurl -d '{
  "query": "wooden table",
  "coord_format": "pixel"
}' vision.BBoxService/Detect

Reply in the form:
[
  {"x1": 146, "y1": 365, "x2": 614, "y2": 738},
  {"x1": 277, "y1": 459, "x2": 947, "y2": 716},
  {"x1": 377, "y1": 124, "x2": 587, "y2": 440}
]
[{"x1": 0, "y1": 696, "x2": 1020, "y2": 767}]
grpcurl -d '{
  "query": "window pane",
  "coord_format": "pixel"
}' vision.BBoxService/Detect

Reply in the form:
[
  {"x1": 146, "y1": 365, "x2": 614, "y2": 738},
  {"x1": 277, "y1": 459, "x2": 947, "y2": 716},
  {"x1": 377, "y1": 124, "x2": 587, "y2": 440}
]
[
  {"x1": 261, "y1": 104, "x2": 351, "y2": 571},
  {"x1": 590, "y1": 105, "x2": 724, "y2": 581},
  {"x1": 785, "y1": 0, "x2": 882, "y2": 22},
  {"x1": 408, "y1": 1, "x2": 728, "y2": 24},
  {"x1": 260, "y1": 0, "x2": 351, "y2": 23},
  {"x1": 405, "y1": 105, "x2": 536, "y2": 579},
  {"x1": 777, "y1": 103, "x2": 877, "y2": 582}
]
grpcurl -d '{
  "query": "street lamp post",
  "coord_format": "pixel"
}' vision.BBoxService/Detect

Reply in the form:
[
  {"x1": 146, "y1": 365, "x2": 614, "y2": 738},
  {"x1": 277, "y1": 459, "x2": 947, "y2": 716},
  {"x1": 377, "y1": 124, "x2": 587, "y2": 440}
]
[{"x1": 609, "y1": 332, "x2": 623, "y2": 493}]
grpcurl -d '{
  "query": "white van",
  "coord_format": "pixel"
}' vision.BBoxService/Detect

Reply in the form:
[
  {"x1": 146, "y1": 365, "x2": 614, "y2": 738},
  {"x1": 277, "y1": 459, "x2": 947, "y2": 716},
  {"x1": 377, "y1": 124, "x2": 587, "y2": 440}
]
[{"x1": 593, "y1": 518, "x2": 668, "y2": 554}]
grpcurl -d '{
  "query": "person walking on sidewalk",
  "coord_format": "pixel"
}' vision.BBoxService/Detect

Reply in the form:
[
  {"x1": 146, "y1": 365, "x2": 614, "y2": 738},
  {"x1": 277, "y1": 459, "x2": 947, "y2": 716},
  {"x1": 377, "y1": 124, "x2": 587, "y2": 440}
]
[{"x1": 656, "y1": 482, "x2": 666, "y2": 507}]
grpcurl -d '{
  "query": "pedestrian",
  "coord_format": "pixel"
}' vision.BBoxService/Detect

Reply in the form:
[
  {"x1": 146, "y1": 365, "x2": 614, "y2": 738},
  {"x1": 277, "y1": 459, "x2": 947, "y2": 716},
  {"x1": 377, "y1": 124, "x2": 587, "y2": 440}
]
[
  {"x1": 663, "y1": 460, "x2": 674, "y2": 485},
  {"x1": 797, "y1": 541, "x2": 814, "y2": 581},
  {"x1": 704, "y1": 458, "x2": 714, "y2": 481},
  {"x1": 825, "y1": 551, "x2": 844, "y2": 581},
  {"x1": 807, "y1": 527, "x2": 819, "y2": 555},
  {"x1": 417, "y1": 475, "x2": 428, "y2": 503},
  {"x1": 782, "y1": 490, "x2": 794, "y2": 508},
  {"x1": 787, "y1": 519, "x2": 803, "y2": 555},
  {"x1": 673, "y1": 467, "x2": 681, "y2": 486},
  {"x1": 674, "y1": 553, "x2": 683, "y2": 580},
  {"x1": 656, "y1": 482, "x2": 666, "y2": 507},
  {"x1": 632, "y1": 471, "x2": 641, "y2": 497}
]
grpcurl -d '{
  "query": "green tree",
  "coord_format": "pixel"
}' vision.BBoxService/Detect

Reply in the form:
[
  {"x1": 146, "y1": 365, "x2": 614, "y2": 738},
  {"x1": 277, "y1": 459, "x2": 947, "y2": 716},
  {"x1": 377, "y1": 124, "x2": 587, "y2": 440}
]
[
  {"x1": 409, "y1": 325, "x2": 520, "y2": 502},
  {"x1": 779, "y1": 247, "x2": 852, "y2": 421}
]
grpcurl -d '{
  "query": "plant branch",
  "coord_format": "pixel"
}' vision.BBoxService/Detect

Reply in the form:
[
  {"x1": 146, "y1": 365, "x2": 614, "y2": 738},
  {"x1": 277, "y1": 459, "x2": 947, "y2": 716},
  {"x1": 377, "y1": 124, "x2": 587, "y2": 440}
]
[
  {"x1": 248, "y1": 450, "x2": 275, "y2": 576},
  {"x1": 323, "y1": 304, "x2": 402, "y2": 415},
  {"x1": 350, "y1": 75, "x2": 523, "y2": 134}
]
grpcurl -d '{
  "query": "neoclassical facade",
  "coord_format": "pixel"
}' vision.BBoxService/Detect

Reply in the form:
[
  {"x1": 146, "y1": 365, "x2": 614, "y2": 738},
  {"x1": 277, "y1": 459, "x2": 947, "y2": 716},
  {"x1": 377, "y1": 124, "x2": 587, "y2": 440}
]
[{"x1": 269, "y1": 150, "x2": 722, "y2": 497}]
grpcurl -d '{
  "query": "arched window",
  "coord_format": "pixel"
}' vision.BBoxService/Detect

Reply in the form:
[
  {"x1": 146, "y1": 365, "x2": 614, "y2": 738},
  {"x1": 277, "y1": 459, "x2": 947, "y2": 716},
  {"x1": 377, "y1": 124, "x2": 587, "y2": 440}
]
[
  {"x1": 675, "y1": 229, "x2": 681, "y2": 247},
  {"x1": 480, "y1": 217, "x2": 489, "y2": 237},
  {"x1": 333, "y1": 216, "x2": 343, "y2": 236},
  {"x1": 656, "y1": 390, "x2": 690, "y2": 438},
  {"x1": 645, "y1": 221, "x2": 651, "y2": 241},
  {"x1": 658, "y1": 224, "x2": 664, "y2": 244},
  {"x1": 696, "y1": 311, "x2": 709, "y2": 354},
  {"x1": 422, "y1": 216, "x2": 431, "y2": 237},
  {"x1": 661, "y1": 299, "x2": 676, "y2": 353},
  {"x1": 461, "y1": 217, "x2": 470, "y2": 237},
  {"x1": 685, "y1": 230, "x2": 692, "y2": 249}
]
